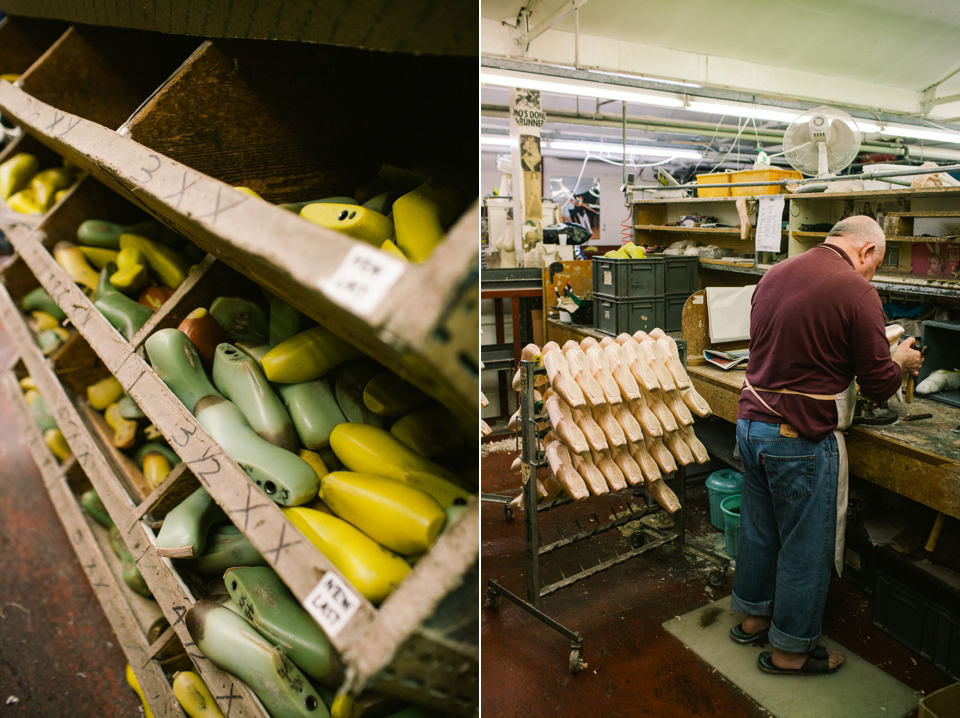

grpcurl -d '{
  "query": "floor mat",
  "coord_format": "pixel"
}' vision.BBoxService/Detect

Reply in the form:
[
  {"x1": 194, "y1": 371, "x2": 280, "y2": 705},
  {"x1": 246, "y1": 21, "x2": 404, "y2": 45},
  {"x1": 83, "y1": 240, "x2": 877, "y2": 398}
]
[{"x1": 663, "y1": 595, "x2": 919, "y2": 718}]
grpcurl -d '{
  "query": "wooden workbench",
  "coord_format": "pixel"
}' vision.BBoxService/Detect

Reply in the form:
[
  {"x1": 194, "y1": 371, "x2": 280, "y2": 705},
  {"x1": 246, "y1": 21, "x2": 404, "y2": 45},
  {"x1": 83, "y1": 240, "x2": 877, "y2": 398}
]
[{"x1": 688, "y1": 363, "x2": 960, "y2": 521}]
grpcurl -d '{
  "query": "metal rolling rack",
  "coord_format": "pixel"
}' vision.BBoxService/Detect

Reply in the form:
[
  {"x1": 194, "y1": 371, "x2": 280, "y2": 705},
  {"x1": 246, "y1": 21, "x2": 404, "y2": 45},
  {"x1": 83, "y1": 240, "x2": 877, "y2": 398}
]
[{"x1": 483, "y1": 358, "x2": 731, "y2": 673}]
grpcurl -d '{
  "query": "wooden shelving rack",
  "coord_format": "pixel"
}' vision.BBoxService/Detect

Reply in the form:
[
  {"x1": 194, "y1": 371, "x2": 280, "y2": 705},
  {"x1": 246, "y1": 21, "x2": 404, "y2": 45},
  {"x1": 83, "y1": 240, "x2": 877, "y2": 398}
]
[{"x1": 0, "y1": 10, "x2": 478, "y2": 717}]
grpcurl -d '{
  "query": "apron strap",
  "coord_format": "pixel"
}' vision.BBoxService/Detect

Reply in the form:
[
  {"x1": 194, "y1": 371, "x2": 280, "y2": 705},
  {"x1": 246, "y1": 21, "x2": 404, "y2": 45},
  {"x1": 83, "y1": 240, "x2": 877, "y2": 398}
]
[{"x1": 742, "y1": 377, "x2": 841, "y2": 416}]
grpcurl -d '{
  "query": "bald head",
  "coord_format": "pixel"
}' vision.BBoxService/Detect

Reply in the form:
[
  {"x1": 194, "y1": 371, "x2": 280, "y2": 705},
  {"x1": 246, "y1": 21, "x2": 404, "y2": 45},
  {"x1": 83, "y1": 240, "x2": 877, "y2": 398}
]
[
  {"x1": 826, "y1": 215, "x2": 886, "y2": 280},
  {"x1": 827, "y1": 215, "x2": 886, "y2": 250}
]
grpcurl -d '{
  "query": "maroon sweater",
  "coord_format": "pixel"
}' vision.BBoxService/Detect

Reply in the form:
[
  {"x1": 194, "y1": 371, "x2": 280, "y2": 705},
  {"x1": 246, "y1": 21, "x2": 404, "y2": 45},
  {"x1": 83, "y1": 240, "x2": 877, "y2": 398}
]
[{"x1": 738, "y1": 243, "x2": 902, "y2": 441}]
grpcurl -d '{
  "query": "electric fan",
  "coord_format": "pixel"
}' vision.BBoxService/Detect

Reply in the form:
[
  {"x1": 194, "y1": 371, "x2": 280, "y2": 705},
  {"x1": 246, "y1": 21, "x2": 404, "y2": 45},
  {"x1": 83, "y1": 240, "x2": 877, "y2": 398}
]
[{"x1": 783, "y1": 106, "x2": 861, "y2": 192}]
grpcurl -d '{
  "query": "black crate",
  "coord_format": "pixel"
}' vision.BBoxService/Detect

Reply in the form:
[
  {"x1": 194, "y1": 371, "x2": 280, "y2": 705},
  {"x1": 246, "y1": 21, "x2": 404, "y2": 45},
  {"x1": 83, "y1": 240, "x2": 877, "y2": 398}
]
[
  {"x1": 873, "y1": 569, "x2": 941, "y2": 660},
  {"x1": 594, "y1": 296, "x2": 664, "y2": 336},
  {"x1": 918, "y1": 320, "x2": 960, "y2": 409},
  {"x1": 592, "y1": 257, "x2": 664, "y2": 299},
  {"x1": 935, "y1": 607, "x2": 960, "y2": 680},
  {"x1": 664, "y1": 292, "x2": 693, "y2": 332},
  {"x1": 664, "y1": 255, "x2": 699, "y2": 294}
]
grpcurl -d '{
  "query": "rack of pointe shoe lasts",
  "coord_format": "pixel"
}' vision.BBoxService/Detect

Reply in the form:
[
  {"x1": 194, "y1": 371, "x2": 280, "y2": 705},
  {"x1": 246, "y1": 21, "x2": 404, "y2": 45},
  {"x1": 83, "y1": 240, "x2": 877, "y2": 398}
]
[{"x1": 483, "y1": 358, "x2": 730, "y2": 674}]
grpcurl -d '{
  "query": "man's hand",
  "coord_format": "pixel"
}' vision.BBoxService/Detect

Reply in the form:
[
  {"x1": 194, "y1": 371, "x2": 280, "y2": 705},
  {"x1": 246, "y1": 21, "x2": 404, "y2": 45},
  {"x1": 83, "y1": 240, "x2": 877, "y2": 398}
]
[{"x1": 893, "y1": 337, "x2": 924, "y2": 376}]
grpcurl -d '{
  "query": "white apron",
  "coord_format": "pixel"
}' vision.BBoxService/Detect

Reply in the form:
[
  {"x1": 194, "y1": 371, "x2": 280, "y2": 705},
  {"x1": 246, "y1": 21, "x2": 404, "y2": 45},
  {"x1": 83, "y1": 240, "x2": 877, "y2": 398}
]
[{"x1": 743, "y1": 378, "x2": 856, "y2": 575}]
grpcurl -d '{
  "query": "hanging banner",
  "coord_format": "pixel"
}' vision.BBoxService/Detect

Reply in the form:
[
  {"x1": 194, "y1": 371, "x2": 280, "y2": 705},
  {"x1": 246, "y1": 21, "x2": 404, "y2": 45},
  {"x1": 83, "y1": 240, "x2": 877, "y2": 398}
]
[{"x1": 510, "y1": 88, "x2": 544, "y2": 261}]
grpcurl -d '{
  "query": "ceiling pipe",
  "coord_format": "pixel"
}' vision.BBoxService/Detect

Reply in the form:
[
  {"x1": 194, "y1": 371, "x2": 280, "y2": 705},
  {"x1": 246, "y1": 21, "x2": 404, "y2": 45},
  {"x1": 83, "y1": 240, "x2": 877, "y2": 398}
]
[{"x1": 482, "y1": 104, "x2": 906, "y2": 154}]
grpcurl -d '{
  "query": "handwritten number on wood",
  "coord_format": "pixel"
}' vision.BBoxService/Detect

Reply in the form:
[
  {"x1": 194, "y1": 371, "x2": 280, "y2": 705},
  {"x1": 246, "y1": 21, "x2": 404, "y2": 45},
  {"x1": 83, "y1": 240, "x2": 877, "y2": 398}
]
[
  {"x1": 170, "y1": 424, "x2": 197, "y2": 448},
  {"x1": 183, "y1": 640, "x2": 206, "y2": 662},
  {"x1": 187, "y1": 445, "x2": 222, "y2": 486},
  {"x1": 137, "y1": 154, "x2": 161, "y2": 185}
]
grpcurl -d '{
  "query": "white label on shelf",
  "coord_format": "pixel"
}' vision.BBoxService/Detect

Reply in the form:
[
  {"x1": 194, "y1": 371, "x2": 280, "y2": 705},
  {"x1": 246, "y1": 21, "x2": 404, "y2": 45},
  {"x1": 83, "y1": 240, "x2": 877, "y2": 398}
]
[
  {"x1": 304, "y1": 572, "x2": 361, "y2": 637},
  {"x1": 755, "y1": 195, "x2": 785, "y2": 252},
  {"x1": 319, "y1": 245, "x2": 406, "y2": 316}
]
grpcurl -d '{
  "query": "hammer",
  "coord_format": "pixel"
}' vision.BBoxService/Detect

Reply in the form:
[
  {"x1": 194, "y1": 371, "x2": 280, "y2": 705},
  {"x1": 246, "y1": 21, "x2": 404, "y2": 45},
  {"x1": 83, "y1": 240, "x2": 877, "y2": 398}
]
[{"x1": 904, "y1": 339, "x2": 928, "y2": 403}]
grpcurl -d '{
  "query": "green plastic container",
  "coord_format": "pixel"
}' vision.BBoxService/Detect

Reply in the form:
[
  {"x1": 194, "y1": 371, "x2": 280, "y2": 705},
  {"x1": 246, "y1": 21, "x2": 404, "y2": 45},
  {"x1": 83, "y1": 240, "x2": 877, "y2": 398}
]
[
  {"x1": 706, "y1": 469, "x2": 743, "y2": 530},
  {"x1": 721, "y1": 494, "x2": 741, "y2": 558}
]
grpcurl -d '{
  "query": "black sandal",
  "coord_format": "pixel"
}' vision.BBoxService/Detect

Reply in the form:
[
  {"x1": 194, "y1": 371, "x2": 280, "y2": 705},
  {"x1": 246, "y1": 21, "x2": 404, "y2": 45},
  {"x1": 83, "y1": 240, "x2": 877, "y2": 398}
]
[
  {"x1": 757, "y1": 646, "x2": 841, "y2": 675},
  {"x1": 729, "y1": 623, "x2": 769, "y2": 645}
]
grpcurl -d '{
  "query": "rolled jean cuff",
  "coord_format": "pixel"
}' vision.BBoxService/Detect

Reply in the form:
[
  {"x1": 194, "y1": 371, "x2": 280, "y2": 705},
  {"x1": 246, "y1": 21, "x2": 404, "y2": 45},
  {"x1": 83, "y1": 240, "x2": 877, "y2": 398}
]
[
  {"x1": 730, "y1": 590, "x2": 772, "y2": 618},
  {"x1": 769, "y1": 624, "x2": 821, "y2": 654}
]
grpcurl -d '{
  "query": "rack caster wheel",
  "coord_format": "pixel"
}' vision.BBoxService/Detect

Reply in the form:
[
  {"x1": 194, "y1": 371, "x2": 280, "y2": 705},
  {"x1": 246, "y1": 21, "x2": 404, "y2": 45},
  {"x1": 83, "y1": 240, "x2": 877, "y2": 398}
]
[
  {"x1": 483, "y1": 587, "x2": 500, "y2": 610},
  {"x1": 569, "y1": 647, "x2": 586, "y2": 674},
  {"x1": 708, "y1": 569, "x2": 727, "y2": 587},
  {"x1": 504, "y1": 505, "x2": 514, "y2": 522}
]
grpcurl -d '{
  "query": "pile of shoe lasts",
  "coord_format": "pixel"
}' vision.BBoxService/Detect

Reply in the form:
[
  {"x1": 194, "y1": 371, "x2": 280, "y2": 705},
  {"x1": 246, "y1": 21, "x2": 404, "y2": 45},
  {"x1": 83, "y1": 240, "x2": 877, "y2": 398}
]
[{"x1": 507, "y1": 328, "x2": 712, "y2": 515}]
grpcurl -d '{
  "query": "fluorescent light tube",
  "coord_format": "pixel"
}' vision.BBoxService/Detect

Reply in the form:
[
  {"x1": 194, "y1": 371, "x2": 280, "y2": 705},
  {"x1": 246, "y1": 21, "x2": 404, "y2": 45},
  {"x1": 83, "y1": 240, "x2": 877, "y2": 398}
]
[
  {"x1": 480, "y1": 136, "x2": 513, "y2": 146},
  {"x1": 879, "y1": 125, "x2": 960, "y2": 143},
  {"x1": 687, "y1": 101, "x2": 801, "y2": 124},
  {"x1": 480, "y1": 70, "x2": 684, "y2": 107},
  {"x1": 548, "y1": 139, "x2": 701, "y2": 159}
]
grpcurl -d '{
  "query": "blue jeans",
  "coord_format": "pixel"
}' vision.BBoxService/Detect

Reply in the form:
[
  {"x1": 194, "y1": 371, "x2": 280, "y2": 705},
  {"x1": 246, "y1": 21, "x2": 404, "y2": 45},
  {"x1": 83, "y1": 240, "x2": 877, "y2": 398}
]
[{"x1": 730, "y1": 419, "x2": 839, "y2": 653}]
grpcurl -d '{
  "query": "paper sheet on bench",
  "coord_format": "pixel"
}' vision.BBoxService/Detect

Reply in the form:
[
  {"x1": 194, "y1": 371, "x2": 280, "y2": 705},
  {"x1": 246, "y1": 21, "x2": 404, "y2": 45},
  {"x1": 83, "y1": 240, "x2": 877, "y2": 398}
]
[{"x1": 706, "y1": 285, "x2": 756, "y2": 343}]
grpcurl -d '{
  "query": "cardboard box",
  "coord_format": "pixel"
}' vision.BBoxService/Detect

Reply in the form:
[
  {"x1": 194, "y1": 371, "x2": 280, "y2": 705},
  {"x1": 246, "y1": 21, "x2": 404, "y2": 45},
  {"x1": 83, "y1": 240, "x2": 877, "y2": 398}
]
[{"x1": 919, "y1": 682, "x2": 960, "y2": 718}]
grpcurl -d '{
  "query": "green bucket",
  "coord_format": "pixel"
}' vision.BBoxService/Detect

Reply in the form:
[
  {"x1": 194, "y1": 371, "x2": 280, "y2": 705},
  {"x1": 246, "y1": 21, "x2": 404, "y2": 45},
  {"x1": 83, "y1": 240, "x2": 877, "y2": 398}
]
[
  {"x1": 706, "y1": 469, "x2": 743, "y2": 530},
  {"x1": 720, "y1": 493, "x2": 742, "y2": 557}
]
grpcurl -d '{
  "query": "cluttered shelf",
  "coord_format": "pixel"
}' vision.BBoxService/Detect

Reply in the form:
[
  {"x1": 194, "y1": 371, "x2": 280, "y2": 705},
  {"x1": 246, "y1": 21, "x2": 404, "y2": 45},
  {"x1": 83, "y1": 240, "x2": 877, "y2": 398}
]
[
  {"x1": 696, "y1": 258, "x2": 960, "y2": 298},
  {"x1": 633, "y1": 224, "x2": 746, "y2": 234},
  {"x1": 698, "y1": 259, "x2": 764, "y2": 275},
  {"x1": 633, "y1": 185, "x2": 960, "y2": 205}
]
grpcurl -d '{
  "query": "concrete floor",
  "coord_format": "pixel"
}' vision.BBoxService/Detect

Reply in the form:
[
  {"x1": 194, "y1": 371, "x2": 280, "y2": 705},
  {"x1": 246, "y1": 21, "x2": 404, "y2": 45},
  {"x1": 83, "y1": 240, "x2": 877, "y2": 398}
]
[
  {"x1": 480, "y1": 447, "x2": 956, "y2": 718},
  {"x1": 0, "y1": 328, "x2": 141, "y2": 716}
]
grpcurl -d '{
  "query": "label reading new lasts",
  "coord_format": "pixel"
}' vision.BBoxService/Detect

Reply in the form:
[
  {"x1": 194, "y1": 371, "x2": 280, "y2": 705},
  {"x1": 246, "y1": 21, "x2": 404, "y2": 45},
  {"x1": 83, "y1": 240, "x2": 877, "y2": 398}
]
[
  {"x1": 304, "y1": 572, "x2": 361, "y2": 638},
  {"x1": 320, "y1": 245, "x2": 405, "y2": 317}
]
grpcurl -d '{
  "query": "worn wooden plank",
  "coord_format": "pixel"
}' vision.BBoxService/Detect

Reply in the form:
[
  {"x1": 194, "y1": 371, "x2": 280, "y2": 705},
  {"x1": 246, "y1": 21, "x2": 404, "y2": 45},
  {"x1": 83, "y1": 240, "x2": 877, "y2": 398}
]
[
  {"x1": 689, "y1": 371, "x2": 741, "y2": 424},
  {"x1": 846, "y1": 432, "x2": 960, "y2": 521},
  {"x1": 0, "y1": 0, "x2": 477, "y2": 56}
]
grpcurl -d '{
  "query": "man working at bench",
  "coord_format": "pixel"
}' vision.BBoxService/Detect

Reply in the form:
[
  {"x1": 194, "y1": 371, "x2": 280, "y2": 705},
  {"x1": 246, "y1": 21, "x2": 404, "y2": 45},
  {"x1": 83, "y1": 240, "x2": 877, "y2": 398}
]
[{"x1": 730, "y1": 215, "x2": 923, "y2": 675}]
